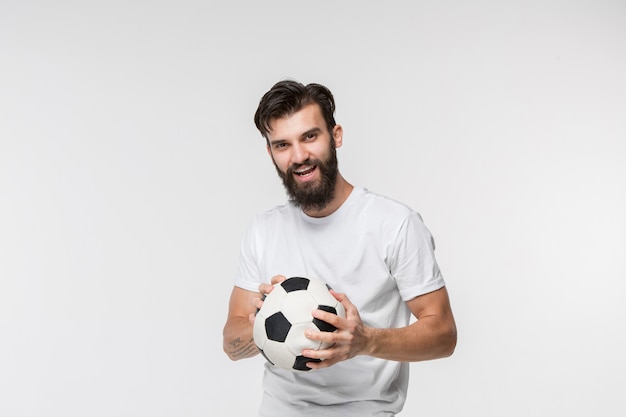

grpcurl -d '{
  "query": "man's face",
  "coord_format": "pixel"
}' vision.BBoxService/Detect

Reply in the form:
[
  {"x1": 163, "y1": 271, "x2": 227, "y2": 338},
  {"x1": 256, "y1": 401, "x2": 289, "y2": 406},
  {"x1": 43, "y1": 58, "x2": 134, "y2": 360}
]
[{"x1": 266, "y1": 103, "x2": 343, "y2": 212}]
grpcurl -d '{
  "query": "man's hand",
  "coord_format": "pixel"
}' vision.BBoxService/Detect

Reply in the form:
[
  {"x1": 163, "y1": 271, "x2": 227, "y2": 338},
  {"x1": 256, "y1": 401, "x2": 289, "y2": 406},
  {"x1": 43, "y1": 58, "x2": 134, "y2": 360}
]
[
  {"x1": 301, "y1": 286, "x2": 457, "y2": 367},
  {"x1": 248, "y1": 275, "x2": 287, "y2": 324},
  {"x1": 300, "y1": 290, "x2": 372, "y2": 369}
]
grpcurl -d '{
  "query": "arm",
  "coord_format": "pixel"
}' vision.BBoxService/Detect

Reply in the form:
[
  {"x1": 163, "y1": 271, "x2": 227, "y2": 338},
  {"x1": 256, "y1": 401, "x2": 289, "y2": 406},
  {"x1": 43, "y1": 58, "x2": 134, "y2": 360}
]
[
  {"x1": 222, "y1": 286, "x2": 262, "y2": 361},
  {"x1": 303, "y1": 286, "x2": 457, "y2": 368},
  {"x1": 365, "y1": 286, "x2": 457, "y2": 361},
  {"x1": 222, "y1": 275, "x2": 287, "y2": 361}
]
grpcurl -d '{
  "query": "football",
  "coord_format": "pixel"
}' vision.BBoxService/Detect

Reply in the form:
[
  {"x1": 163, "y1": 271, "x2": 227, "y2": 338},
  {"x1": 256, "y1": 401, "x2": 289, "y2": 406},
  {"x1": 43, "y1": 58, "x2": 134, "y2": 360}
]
[{"x1": 253, "y1": 276, "x2": 346, "y2": 371}]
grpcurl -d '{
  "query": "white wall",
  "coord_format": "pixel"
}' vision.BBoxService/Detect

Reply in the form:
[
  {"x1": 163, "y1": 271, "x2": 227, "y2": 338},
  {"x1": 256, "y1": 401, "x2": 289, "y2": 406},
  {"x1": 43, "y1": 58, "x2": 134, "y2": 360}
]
[{"x1": 1, "y1": 1, "x2": 625, "y2": 416}]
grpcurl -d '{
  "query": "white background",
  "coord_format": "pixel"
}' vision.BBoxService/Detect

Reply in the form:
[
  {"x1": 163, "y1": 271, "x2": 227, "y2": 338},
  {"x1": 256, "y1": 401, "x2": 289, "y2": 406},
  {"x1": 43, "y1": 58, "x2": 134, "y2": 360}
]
[{"x1": 1, "y1": 1, "x2": 625, "y2": 416}]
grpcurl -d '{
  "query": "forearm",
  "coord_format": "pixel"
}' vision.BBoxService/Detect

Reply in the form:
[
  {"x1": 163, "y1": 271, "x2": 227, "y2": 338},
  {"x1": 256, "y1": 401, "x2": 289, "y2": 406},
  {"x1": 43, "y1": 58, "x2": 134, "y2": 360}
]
[
  {"x1": 223, "y1": 317, "x2": 260, "y2": 361},
  {"x1": 364, "y1": 316, "x2": 457, "y2": 362}
]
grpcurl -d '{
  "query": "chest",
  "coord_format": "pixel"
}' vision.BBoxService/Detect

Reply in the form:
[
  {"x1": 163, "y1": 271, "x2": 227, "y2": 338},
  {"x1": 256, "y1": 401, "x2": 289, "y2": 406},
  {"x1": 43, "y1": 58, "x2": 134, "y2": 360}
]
[{"x1": 257, "y1": 219, "x2": 398, "y2": 312}]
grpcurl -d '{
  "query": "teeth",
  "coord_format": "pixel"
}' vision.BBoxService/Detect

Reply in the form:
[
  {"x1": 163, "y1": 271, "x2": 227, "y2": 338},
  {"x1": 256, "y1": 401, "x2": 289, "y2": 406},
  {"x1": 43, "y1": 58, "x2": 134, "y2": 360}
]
[{"x1": 295, "y1": 166, "x2": 314, "y2": 175}]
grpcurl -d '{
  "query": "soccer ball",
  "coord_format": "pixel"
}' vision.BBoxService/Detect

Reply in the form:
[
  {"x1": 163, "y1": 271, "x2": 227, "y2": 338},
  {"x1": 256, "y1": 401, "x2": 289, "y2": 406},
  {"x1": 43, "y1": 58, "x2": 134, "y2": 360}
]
[{"x1": 253, "y1": 276, "x2": 346, "y2": 371}]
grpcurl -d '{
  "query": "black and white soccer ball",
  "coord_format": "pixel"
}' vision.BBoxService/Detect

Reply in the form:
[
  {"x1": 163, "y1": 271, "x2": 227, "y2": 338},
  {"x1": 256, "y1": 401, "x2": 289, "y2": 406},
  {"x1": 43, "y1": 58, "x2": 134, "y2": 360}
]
[{"x1": 253, "y1": 276, "x2": 346, "y2": 371}]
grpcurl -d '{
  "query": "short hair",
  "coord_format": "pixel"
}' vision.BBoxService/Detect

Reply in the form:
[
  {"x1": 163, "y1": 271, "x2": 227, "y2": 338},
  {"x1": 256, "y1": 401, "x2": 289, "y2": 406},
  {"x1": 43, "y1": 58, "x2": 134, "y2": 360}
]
[{"x1": 254, "y1": 80, "x2": 336, "y2": 139}]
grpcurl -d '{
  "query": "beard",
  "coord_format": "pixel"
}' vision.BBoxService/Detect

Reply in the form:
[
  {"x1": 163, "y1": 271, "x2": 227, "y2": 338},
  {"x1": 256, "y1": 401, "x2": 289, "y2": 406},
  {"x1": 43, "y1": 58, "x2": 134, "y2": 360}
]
[{"x1": 273, "y1": 140, "x2": 339, "y2": 212}]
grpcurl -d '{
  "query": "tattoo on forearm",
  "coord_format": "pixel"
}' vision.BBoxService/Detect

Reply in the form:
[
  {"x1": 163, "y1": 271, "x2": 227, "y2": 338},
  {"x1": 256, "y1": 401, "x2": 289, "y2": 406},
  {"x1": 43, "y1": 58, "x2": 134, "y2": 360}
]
[{"x1": 228, "y1": 337, "x2": 258, "y2": 359}]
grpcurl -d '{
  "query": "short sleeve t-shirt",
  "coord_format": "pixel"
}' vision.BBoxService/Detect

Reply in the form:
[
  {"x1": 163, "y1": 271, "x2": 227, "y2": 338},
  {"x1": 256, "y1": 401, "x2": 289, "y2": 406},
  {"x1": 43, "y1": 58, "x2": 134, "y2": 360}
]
[{"x1": 235, "y1": 186, "x2": 445, "y2": 417}]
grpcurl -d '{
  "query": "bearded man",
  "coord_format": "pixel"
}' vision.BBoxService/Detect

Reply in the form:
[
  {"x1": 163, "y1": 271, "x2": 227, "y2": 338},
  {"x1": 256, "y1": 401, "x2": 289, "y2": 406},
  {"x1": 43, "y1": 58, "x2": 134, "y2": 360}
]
[{"x1": 223, "y1": 80, "x2": 457, "y2": 417}]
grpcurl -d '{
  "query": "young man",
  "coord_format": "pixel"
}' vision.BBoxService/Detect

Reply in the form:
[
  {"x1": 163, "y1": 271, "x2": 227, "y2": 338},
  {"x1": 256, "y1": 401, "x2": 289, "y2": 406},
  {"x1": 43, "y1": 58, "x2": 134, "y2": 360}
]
[{"x1": 223, "y1": 80, "x2": 457, "y2": 416}]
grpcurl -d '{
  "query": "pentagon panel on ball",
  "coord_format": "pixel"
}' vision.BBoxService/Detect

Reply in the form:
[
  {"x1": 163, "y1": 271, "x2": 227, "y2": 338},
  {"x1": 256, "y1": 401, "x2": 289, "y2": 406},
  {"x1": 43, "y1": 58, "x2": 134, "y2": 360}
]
[{"x1": 253, "y1": 276, "x2": 346, "y2": 371}]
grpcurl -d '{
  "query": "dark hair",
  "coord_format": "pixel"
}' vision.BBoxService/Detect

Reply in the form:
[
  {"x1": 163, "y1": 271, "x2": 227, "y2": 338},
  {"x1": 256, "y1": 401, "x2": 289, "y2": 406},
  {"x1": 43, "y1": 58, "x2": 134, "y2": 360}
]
[{"x1": 254, "y1": 80, "x2": 336, "y2": 139}]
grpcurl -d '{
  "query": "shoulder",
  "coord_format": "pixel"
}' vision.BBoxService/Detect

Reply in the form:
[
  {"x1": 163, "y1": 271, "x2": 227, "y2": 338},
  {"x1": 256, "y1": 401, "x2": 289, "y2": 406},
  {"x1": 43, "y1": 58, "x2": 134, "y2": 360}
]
[
  {"x1": 342, "y1": 187, "x2": 432, "y2": 244},
  {"x1": 351, "y1": 187, "x2": 419, "y2": 221},
  {"x1": 257, "y1": 201, "x2": 294, "y2": 222},
  {"x1": 246, "y1": 202, "x2": 296, "y2": 232}
]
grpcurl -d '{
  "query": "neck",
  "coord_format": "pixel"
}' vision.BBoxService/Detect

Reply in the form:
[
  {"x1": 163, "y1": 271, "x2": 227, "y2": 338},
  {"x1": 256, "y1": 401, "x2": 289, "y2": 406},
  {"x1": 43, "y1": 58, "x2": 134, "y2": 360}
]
[{"x1": 303, "y1": 175, "x2": 353, "y2": 218}]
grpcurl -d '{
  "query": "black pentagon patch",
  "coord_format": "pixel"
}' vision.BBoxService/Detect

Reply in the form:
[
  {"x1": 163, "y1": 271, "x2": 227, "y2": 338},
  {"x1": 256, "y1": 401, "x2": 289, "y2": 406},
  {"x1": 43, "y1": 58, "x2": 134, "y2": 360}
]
[
  {"x1": 293, "y1": 355, "x2": 320, "y2": 371},
  {"x1": 313, "y1": 305, "x2": 338, "y2": 332},
  {"x1": 281, "y1": 277, "x2": 310, "y2": 293},
  {"x1": 259, "y1": 349, "x2": 275, "y2": 366},
  {"x1": 265, "y1": 312, "x2": 291, "y2": 342}
]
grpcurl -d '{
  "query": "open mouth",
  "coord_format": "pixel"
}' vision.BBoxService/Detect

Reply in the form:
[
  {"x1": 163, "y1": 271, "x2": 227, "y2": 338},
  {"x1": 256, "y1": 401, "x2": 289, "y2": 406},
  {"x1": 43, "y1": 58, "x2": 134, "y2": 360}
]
[{"x1": 293, "y1": 165, "x2": 316, "y2": 178}]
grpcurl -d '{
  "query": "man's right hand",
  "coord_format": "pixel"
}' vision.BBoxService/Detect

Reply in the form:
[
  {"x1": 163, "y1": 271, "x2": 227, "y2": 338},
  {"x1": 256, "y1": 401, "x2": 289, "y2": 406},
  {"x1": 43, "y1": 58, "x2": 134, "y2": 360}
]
[{"x1": 249, "y1": 274, "x2": 287, "y2": 324}]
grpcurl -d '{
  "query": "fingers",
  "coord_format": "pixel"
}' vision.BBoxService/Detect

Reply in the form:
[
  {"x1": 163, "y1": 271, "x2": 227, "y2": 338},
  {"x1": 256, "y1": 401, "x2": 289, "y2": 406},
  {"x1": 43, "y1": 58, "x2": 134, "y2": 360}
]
[
  {"x1": 258, "y1": 275, "x2": 287, "y2": 295},
  {"x1": 270, "y1": 274, "x2": 287, "y2": 285},
  {"x1": 312, "y1": 307, "x2": 342, "y2": 329},
  {"x1": 304, "y1": 326, "x2": 337, "y2": 344},
  {"x1": 329, "y1": 288, "x2": 343, "y2": 300},
  {"x1": 303, "y1": 309, "x2": 346, "y2": 349},
  {"x1": 251, "y1": 296, "x2": 264, "y2": 311},
  {"x1": 253, "y1": 275, "x2": 288, "y2": 312},
  {"x1": 330, "y1": 290, "x2": 360, "y2": 321},
  {"x1": 301, "y1": 291, "x2": 367, "y2": 369},
  {"x1": 330, "y1": 289, "x2": 353, "y2": 309},
  {"x1": 304, "y1": 355, "x2": 334, "y2": 370},
  {"x1": 258, "y1": 283, "x2": 273, "y2": 296},
  {"x1": 301, "y1": 344, "x2": 347, "y2": 370}
]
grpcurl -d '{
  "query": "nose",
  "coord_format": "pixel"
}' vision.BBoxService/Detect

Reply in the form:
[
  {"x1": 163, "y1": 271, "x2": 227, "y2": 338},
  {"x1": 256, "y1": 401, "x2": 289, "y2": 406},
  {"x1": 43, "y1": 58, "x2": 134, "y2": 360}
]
[{"x1": 291, "y1": 142, "x2": 309, "y2": 165}]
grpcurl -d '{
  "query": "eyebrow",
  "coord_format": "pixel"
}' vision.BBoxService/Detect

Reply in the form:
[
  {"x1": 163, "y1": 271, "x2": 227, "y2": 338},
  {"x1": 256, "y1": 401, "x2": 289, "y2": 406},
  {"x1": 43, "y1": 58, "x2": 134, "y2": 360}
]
[
  {"x1": 300, "y1": 127, "x2": 322, "y2": 138},
  {"x1": 269, "y1": 138, "x2": 287, "y2": 147},
  {"x1": 269, "y1": 127, "x2": 323, "y2": 147}
]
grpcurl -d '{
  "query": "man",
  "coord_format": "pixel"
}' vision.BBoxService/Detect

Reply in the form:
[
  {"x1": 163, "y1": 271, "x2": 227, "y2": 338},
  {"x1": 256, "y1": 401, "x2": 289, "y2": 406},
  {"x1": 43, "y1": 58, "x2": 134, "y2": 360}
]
[{"x1": 222, "y1": 80, "x2": 456, "y2": 416}]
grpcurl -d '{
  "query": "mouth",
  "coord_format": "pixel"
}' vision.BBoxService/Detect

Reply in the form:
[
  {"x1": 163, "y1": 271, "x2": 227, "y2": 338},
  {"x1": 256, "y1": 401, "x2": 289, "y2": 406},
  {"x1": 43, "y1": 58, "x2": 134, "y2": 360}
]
[{"x1": 292, "y1": 165, "x2": 317, "y2": 181}]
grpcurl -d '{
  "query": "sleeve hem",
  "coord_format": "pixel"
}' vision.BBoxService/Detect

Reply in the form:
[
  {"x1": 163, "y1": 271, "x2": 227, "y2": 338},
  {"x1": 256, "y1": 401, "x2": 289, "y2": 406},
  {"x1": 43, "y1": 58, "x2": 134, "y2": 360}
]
[{"x1": 399, "y1": 277, "x2": 446, "y2": 302}]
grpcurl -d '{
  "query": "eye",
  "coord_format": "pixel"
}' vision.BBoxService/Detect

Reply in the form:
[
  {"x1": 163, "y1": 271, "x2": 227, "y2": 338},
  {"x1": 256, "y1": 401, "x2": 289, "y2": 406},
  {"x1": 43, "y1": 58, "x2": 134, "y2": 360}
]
[{"x1": 305, "y1": 133, "x2": 317, "y2": 141}]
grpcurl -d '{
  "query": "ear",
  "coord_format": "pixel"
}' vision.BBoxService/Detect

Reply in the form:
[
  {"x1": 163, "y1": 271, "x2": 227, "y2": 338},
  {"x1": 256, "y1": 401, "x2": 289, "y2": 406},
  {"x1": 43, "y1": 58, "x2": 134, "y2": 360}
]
[{"x1": 332, "y1": 124, "x2": 344, "y2": 148}]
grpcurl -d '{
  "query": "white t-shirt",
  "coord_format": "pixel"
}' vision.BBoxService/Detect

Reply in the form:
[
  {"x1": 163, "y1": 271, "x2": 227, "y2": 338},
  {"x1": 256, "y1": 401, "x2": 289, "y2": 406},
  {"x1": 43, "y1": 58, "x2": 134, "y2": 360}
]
[{"x1": 235, "y1": 186, "x2": 445, "y2": 417}]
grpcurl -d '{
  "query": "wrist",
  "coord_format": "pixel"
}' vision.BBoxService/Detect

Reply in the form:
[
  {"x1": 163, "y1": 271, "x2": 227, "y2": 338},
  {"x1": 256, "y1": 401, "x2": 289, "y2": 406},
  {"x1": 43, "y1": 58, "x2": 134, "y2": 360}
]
[{"x1": 362, "y1": 326, "x2": 379, "y2": 357}]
